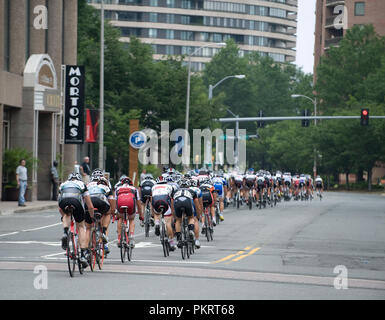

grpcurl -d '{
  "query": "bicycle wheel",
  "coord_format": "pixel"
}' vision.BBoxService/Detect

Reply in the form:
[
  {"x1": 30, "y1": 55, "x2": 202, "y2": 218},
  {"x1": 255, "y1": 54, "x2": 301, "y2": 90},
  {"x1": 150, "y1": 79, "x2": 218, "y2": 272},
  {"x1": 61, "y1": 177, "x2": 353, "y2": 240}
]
[
  {"x1": 127, "y1": 240, "x2": 133, "y2": 262},
  {"x1": 120, "y1": 223, "x2": 127, "y2": 263},
  {"x1": 97, "y1": 236, "x2": 105, "y2": 269},
  {"x1": 89, "y1": 230, "x2": 97, "y2": 272},
  {"x1": 204, "y1": 213, "x2": 210, "y2": 242},
  {"x1": 66, "y1": 232, "x2": 76, "y2": 277},
  {"x1": 248, "y1": 194, "x2": 252, "y2": 210},
  {"x1": 215, "y1": 205, "x2": 220, "y2": 225},
  {"x1": 161, "y1": 222, "x2": 168, "y2": 257},
  {"x1": 144, "y1": 205, "x2": 151, "y2": 237}
]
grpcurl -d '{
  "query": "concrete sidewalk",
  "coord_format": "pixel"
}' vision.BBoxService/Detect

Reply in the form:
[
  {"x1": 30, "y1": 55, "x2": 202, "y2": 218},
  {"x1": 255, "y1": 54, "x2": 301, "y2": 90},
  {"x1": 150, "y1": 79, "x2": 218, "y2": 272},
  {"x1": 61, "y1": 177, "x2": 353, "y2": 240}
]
[{"x1": 0, "y1": 200, "x2": 58, "y2": 216}]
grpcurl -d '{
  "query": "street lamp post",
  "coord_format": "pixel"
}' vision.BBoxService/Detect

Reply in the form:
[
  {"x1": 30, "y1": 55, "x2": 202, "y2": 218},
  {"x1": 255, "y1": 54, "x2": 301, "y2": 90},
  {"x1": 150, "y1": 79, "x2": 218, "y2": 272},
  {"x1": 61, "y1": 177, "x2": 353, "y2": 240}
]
[
  {"x1": 291, "y1": 94, "x2": 318, "y2": 179},
  {"x1": 208, "y1": 74, "x2": 245, "y2": 100},
  {"x1": 98, "y1": 0, "x2": 105, "y2": 170},
  {"x1": 184, "y1": 42, "x2": 226, "y2": 170},
  {"x1": 208, "y1": 75, "x2": 245, "y2": 168}
]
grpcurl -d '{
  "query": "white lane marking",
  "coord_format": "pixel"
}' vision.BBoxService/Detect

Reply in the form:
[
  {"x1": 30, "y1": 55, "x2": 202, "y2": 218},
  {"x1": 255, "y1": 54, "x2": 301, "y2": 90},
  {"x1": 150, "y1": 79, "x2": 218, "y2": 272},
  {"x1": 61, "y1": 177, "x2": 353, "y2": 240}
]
[
  {"x1": 21, "y1": 223, "x2": 61, "y2": 232},
  {"x1": 0, "y1": 222, "x2": 61, "y2": 237},
  {"x1": 0, "y1": 232, "x2": 19, "y2": 237},
  {"x1": 0, "y1": 241, "x2": 60, "y2": 246}
]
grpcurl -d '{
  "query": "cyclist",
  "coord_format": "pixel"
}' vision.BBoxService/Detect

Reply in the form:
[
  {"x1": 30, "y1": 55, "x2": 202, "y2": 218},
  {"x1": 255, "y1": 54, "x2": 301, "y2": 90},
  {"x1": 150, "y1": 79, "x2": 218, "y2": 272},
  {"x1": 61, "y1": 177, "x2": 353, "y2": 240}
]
[
  {"x1": 199, "y1": 177, "x2": 217, "y2": 233},
  {"x1": 151, "y1": 176, "x2": 176, "y2": 249},
  {"x1": 233, "y1": 171, "x2": 244, "y2": 204},
  {"x1": 115, "y1": 176, "x2": 142, "y2": 248},
  {"x1": 282, "y1": 172, "x2": 292, "y2": 200},
  {"x1": 244, "y1": 168, "x2": 256, "y2": 206},
  {"x1": 255, "y1": 171, "x2": 265, "y2": 206},
  {"x1": 173, "y1": 178, "x2": 201, "y2": 249},
  {"x1": 212, "y1": 172, "x2": 226, "y2": 221},
  {"x1": 315, "y1": 175, "x2": 323, "y2": 197},
  {"x1": 58, "y1": 172, "x2": 95, "y2": 268},
  {"x1": 139, "y1": 174, "x2": 156, "y2": 227},
  {"x1": 189, "y1": 177, "x2": 203, "y2": 248},
  {"x1": 299, "y1": 174, "x2": 306, "y2": 199},
  {"x1": 86, "y1": 173, "x2": 115, "y2": 255},
  {"x1": 292, "y1": 174, "x2": 300, "y2": 199}
]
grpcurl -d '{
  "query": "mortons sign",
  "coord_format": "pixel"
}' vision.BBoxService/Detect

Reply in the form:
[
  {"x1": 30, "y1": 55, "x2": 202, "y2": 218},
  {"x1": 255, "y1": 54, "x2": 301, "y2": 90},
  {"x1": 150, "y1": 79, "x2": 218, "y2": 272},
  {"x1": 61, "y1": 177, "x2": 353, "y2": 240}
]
[{"x1": 64, "y1": 65, "x2": 85, "y2": 144}]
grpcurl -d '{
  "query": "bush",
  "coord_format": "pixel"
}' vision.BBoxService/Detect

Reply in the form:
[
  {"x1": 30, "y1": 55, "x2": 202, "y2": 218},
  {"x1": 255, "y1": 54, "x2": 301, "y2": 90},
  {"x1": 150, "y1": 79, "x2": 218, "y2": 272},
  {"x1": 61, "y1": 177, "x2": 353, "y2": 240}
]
[{"x1": 2, "y1": 148, "x2": 38, "y2": 187}]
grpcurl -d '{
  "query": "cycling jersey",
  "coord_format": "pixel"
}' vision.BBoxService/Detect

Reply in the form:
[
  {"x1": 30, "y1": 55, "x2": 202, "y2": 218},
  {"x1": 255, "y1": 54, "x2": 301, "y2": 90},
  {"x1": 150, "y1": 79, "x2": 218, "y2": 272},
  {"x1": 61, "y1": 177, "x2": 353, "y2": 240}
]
[
  {"x1": 212, "y1": 177, "x2": 225, "y2": 198},
  {"x1": 152, "y1": 183, "x2": 175, "y2": 215},
  {"x1": 86, "y1": 181, "x2": 114, "y2": 214},
  {"x1": 244, "y1": 174, "x2": 256, "y2": 189},
  {"x1": 140, "y1": 179, "x2": 156, "y2": 202},
  {"x1": 115, "y1": 183, "x2": 139, "y2": 215},
  {"x1": 173, "y1": 188, "x2": 197, "y2": 218},
  {"x1": 200, "y1": 183, "x2": 216, "y2": 207},
  {"x1": 58, "y1": 180, "x2": 89, "y2": 223}
]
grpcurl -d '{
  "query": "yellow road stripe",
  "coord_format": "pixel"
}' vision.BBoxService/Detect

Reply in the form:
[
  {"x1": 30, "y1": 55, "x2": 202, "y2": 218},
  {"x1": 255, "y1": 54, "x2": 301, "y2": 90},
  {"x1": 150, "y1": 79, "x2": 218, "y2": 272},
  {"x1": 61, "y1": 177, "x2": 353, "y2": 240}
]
[
  {"x1": 231, "y1": 247, "x2": 260, "y2": 262},
  {"x1": 211, "y1": 247, "x2": 251, "y2": 264}
]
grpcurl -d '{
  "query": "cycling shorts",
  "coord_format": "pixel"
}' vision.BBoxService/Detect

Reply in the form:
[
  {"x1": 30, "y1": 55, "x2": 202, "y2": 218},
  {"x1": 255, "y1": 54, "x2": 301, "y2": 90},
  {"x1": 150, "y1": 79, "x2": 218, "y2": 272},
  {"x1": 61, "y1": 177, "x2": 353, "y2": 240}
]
[
  {"x1": 140, "y1": 186, "x2": 152, "y2": 203},
  {"x1": 285, "y1": 181, "x2": 291, "y2": 186},
  {"x1": 59, "y1": 197, "x2": 86, "y2": 224},
  {"x1": 316, "y1": 182, "x2": 322, "y2": 188},
  {"x1": 174, "y1": 197, "x2": 194, "y2": 218},
  {"x1": 152, "y1": 195, "x2": 172, "y2": 216},
  {"x1": 234, "y1": 180, "x2": 243, "y2": 189},
  {"x1": 245, "y1": 179, "x2": 255, "y2": 189},
  {"x1": 89, "y1": 196, "x2": 110, "y2": 215},
  {"x1": 201, "y1": 191, "x2": 213, "y2": 208}
]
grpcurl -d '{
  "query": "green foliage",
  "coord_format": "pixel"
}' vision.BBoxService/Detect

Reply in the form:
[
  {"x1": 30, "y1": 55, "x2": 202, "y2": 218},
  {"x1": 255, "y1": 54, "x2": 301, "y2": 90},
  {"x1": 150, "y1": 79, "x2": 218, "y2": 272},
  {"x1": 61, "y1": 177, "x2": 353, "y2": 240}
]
[{"x1": 2, "y1": 148, "x2": 38, "y2": 187}]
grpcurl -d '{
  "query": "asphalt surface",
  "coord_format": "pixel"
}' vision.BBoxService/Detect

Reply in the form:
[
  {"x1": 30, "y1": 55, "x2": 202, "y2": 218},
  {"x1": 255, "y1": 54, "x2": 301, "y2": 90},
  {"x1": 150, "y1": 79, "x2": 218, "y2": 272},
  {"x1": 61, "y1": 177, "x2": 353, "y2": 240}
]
[{"x1": 0, "y1": 191, "x2": 384, "y2": 300}]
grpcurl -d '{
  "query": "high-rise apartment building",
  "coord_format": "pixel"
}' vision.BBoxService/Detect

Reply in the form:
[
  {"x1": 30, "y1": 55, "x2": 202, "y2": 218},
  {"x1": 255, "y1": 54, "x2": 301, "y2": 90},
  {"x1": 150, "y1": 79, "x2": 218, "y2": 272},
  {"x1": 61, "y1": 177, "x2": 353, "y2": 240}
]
[
  {"x1": 88, "y1": 0, "x2": 298, "y2": 71},
  {"x1": 314, "y1": 0, "x2": 385, "y2": 75}
]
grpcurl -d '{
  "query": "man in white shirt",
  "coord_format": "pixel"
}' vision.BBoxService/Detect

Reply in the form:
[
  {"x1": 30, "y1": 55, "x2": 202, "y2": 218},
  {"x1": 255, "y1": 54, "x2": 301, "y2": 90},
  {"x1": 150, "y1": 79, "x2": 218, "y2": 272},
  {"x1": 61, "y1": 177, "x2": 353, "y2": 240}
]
[{"x1": 16, "y1": 159, "x2": 28, "y2": 207}]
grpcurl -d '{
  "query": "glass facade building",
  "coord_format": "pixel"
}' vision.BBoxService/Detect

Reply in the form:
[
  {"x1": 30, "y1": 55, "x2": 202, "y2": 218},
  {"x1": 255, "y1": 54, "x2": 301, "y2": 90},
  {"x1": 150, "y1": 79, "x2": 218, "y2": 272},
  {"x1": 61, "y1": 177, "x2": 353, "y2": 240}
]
[{"x1": 88, "y1": 0, "x2": 297, "y2": 70}]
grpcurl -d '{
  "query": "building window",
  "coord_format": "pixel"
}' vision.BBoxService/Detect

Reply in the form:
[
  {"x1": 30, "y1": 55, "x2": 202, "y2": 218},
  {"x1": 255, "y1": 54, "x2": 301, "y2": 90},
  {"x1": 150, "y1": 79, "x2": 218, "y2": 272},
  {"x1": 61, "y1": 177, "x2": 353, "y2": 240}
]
[
  {"x1": 149, "y1": 12, "x2": 158, "y2": 22},
  {"x1": 166, "y1": 29, "x2": 174, "y2": 39},
  {"x1": 166, "y1": 0, "x2": 175, "y2": 8},
  {"x1": 354, "y1": 2, "x2": 365, "y2": 16},
  {"x1": 150, "y1": 0, "x2": 158, "y2": 7},
  {"x1": 181, "y1": 31, "x2": 193, "y2": 41},
  {"x1": 166, "y1": 14, "x2": 174, "y2": 24},
  {"x1": 165, "y1": 45, "x2": 174, "y2": 55},
  {"x1": 149, "y1": 28, "x2": 157, "y2": 38}
]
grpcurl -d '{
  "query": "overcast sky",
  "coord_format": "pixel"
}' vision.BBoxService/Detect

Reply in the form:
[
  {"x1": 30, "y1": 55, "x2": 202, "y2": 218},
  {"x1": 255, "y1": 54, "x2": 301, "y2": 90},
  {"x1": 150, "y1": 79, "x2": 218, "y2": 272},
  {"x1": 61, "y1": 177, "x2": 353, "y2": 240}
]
[{"x1": 295, "y1": 0, "x2": 316, "y2": 74}]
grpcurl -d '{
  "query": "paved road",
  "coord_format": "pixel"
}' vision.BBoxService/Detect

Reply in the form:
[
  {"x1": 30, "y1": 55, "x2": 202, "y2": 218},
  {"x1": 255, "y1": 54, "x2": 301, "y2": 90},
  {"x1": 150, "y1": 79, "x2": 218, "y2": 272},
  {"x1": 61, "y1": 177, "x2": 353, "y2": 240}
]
[{"x1": 0, "y1": 191, "x2": 384, "y2": 300}]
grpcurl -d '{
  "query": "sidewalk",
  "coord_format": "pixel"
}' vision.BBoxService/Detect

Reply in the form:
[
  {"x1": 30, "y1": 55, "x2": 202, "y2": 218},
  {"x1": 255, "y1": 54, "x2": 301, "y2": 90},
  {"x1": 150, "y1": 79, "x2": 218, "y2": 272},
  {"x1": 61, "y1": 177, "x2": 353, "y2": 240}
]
[{"x1": 0, "y1": 200, "x2": 58, "y2": 216}]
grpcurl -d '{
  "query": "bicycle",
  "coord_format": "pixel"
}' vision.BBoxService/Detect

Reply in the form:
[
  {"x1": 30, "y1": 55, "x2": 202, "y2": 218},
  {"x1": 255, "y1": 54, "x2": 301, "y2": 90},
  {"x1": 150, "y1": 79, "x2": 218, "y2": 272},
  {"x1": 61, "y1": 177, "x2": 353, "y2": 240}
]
[
  {"x1": 215, "y1": 200, "x2": 221, "y2": 225},
  {"x1": 159, "y1": 206, "x2": 170, "y2": 257},
  {"x1": 180, "y1": 208, "x2": 194, "y2": 260},
  {"x1": 143, "y1": 198, "x2": 152, "y2": 238},
  {"x1": 119, "y1": 206, "x2": 133, "y2": 263},
  {"x1": 316, "y1": 188, "x2": 323, "y2": 201},
  {"x1": 64, "y1": 205, "x2": 83, "y2": 277},
  {"x1": 247, "y1": 187, "x2": 253, "y2": 210},
  {"x1": 89, "y1": 210, "x2": 105, "y2": 271},
  {"x1": 202, "y1": 204, "x2": 214, "y2": 242}
]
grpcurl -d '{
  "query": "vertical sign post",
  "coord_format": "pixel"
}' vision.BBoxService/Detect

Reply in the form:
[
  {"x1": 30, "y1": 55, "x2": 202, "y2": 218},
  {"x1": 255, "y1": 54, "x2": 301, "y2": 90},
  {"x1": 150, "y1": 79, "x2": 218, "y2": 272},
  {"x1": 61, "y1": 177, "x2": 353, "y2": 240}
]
[{"x1": 129, "y1": 119, "x2": 139, "y2": 186}]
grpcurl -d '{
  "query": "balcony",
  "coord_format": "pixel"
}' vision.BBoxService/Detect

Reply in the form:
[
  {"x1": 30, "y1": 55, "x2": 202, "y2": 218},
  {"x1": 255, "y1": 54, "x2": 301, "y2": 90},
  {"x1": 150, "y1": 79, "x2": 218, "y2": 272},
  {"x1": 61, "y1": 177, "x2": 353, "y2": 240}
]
[
  {"x1": 324, "y1": 36, "x2": 343, "y2": 48},
  {"x1": 287, "y1": 27, "x2": 297, "y2": 35},
  {"x1": 287, "y1": 13, "x2": 297, "y2": 20},
  {"x1": 286, "y1": 0, "x2": 298, "y2": 7}
]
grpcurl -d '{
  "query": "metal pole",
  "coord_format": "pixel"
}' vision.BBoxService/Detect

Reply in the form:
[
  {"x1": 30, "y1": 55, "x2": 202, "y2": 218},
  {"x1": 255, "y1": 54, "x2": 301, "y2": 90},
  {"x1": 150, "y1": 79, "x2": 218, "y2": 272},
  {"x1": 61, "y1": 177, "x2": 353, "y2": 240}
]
[
  {"x1": 208, "y1": 84, "x2": 213, "y2": 100},
  {"x1": 98, "y1": 0, "x2": 104, "y2": 170},
  {"x1": 313, "y1": 98, "x2": 317, "y2": 180}
]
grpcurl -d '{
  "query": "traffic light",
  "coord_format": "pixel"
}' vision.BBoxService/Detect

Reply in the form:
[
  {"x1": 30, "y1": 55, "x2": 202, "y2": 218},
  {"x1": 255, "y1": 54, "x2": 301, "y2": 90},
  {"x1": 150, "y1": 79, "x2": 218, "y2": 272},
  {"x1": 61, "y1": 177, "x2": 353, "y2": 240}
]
[
  {"x1": 257, "y1": 110, "x2": 265, "y2": 128},
  {"x1": 360, "y1": 108, "x2": 369, "y2": 126},
  {"x1": 302, "y1": 109, "x2": 310, "y2": 127}
]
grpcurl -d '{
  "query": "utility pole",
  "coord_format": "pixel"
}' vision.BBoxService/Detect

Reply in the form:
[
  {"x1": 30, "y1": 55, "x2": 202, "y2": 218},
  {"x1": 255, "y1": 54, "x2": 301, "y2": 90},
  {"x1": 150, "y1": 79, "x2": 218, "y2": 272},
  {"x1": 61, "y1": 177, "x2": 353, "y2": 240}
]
[{"x1": 98, "y1": 0, "x2": 104, "y2": 170}]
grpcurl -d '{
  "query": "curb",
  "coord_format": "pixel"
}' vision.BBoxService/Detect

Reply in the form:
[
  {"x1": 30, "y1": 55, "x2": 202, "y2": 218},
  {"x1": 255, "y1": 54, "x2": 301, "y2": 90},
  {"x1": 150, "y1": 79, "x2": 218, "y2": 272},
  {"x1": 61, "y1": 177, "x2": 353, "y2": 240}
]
[{"x1": 0, "y1": 204, "x2": 57, "y2": 216}]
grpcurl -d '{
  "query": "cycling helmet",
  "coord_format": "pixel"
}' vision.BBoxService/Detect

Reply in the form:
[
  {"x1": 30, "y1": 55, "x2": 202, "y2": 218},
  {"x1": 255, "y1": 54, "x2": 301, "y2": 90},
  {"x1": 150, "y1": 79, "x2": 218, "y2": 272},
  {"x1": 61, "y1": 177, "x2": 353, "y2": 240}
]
[
  {"x1": 166, "y1": 175, "x2": 174, "y2": 182},
  {"x1": 91, "y1": 168, "x2": 104, "y2": 177},
  {"x1": 68, "y1": 172, "x2": 82, "y2": 181},
  {"x1": 120, "y1": 175, "x2": 132, "y2": 185},
  {"x1": 156, "y1": 176, "x2": 167, "y2": 184},
  {"x1": 144, "y1": 174, "x2": 154, "y2": 180},
  {"x1": 179, "y1": 178, "x2": 191, "y2": 188},
  {"x1": 190, "y1": 179, "x2": 198, "y2": 187}
]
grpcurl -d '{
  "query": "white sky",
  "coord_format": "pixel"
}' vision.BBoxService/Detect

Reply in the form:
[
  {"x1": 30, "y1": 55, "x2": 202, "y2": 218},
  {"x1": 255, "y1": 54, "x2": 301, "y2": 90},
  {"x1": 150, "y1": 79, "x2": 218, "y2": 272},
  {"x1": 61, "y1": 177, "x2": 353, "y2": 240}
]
[{"x1": 295, "y1": 0, "x2": 317, "y2": 74}]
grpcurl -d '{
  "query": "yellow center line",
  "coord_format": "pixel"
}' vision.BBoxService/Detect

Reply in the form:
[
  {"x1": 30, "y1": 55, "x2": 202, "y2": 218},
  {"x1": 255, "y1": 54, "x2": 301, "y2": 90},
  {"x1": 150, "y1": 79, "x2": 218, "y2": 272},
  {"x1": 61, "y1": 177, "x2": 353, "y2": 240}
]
[
  {"x1": 231, "y1": 247, "x2": 261, "y2": 262},
  {"x1": 211, "y1": 247, "x2": 251, "y2": 264}
]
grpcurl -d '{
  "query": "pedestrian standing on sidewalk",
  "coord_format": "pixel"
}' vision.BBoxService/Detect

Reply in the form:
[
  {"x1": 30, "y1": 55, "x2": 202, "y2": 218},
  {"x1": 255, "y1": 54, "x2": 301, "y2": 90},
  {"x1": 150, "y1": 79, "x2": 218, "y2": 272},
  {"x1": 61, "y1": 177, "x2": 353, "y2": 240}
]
[
  {"x1": 16, "y1": 159, "x2": 28, "y2": 207},
  {"x1": 80, "y1": 156, "x2": 91, "y2": 184},
  {"x1": 51, "y1": 160, "x2": 59, "y2": 201}
]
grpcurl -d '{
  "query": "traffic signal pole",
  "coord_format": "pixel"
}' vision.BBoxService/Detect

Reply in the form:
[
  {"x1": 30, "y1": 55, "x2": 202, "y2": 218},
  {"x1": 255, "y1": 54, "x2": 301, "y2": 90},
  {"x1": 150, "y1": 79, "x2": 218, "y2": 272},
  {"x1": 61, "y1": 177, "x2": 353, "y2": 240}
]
[{"x1": 217, "y1": 115, "x2": 385, "y2": 122}]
